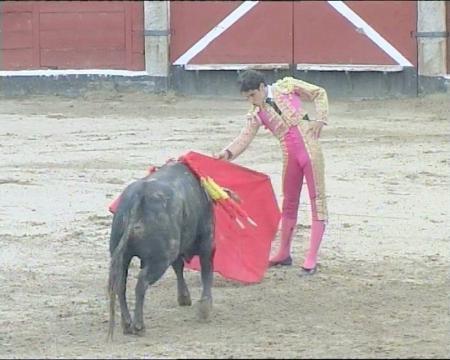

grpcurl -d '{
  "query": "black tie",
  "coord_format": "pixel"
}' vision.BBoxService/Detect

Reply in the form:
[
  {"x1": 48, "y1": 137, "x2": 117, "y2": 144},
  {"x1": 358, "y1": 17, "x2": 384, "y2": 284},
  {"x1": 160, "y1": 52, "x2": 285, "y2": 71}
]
[{"x1": 265, "y1": 97, "x2": 282, "y2": 115}]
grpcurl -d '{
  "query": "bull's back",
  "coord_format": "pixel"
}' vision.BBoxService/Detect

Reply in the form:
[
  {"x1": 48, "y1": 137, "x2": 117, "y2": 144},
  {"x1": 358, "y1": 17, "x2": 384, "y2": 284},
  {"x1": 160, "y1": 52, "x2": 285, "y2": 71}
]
[
  {"x1": 109, "y1": 162, "x2": 211, "y2": 254},
  {"x1": 152, "y1": 163, "x2": 212, "y2": 233},
  {"x1": 152, "y1": 163, "x2": 209, "y2": 211}
]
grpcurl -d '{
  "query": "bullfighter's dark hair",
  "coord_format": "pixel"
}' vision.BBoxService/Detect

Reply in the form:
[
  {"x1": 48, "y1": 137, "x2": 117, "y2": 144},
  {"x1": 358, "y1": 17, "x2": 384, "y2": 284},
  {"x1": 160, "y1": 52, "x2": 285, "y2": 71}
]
[{"x1": 238, "y1": 69, "x2": 266, "y2": 92}]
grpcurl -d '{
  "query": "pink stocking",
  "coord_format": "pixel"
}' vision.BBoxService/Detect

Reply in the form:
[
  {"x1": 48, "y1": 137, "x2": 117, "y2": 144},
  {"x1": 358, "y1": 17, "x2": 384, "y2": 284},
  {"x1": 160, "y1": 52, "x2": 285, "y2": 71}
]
[
  {"x1": 302, "y1": 220, "x2": 325, "y2": 269},
  {"x1": 270, "y1": 217, "x2": 297, "y2": 262}
]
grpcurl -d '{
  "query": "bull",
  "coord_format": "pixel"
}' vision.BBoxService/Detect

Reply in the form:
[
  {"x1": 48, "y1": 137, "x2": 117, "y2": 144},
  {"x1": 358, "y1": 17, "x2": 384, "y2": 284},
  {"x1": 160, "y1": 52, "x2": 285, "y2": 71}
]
[{"x1": 107, "y1": 161, "x2": 214, "y2": 339}]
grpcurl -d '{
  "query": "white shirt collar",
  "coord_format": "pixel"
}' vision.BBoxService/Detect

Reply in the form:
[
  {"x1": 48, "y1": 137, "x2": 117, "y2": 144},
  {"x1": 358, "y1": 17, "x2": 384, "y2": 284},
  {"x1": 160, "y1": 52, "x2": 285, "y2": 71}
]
[{"x1": 266, "y1": 84, "x2": 273, "y2": 99}]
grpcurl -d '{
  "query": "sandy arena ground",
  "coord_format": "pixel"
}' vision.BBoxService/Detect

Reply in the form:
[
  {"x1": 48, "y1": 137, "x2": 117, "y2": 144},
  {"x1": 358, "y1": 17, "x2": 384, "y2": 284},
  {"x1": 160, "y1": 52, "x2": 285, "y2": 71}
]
[{"x1": 0, "y1": 90, "x2": 448, "y2": 358}]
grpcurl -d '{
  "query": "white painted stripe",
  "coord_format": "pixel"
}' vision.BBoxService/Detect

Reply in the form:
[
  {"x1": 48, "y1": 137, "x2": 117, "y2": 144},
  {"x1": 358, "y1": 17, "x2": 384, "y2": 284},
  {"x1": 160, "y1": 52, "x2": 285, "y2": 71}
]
[
  {"x1": 0, "y1": 69, "x2": 150, "y2": 77},
  {"x1": 327, "y1": 1, "x2": 413, "y2": 67},
  {"x1": 297, "y1": 64, "x2": 404, "y2": 72},
  {"x1": 184, "y1": 63, "x2": 403, "y2": 72},
  {"x1": 173, "y1": 1, "x2": 259, "y2": 66},
  {"x1": 185, "y1": 63, "x2": 289, "y2": 70}
]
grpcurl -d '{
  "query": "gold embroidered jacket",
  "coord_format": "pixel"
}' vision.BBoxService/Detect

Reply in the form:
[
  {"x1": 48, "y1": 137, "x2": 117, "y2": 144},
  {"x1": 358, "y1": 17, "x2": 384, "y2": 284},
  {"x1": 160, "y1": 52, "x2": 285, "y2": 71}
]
[{"x1": 222, "y1": 76, "x2": 329, "y2": 220}]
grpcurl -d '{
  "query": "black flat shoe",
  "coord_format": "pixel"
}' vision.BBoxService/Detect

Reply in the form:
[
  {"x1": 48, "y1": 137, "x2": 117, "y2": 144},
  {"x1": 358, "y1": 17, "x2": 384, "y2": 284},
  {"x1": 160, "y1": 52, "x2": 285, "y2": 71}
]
[
  {"x1": 298, "y1": 266, "x2": 317, "y2": 276},
  {"x1": 268, "y1": 256, "x2": 292, "y2": 267}
]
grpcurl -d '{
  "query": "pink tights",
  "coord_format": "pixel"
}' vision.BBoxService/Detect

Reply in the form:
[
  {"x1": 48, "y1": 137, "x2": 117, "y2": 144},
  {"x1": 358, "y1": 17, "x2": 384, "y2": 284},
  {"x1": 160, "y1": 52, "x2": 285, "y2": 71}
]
[{"x1": 270, "y1": 126, "x2": 325, "y2": 269}]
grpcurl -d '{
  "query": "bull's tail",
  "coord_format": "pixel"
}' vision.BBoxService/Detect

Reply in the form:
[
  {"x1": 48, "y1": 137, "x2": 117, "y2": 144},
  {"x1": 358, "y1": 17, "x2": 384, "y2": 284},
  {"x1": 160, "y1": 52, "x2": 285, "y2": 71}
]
[{"x1": 107, "y1": 198, "x2": 140, "y2": 341}]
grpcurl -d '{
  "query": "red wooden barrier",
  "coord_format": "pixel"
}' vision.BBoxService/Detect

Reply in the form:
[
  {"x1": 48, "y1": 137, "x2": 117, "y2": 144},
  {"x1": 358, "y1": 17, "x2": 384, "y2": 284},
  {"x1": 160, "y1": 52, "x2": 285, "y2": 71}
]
[{"x1": 0, "y1": 1, "x2": 144, "y2": 70}]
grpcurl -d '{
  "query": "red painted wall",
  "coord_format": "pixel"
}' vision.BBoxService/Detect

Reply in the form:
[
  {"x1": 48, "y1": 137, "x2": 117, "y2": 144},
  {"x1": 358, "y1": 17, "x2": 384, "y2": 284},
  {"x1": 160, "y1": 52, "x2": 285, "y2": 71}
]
[
  {"x1": 447, "y1": 1, "x2": 450, "y2": 73},
  {"x1": 345, "y1": 1, "x2": 417, "y2": 66},
  {"x1": 170, "y1": 1, "x2": 293, "y2": 65},
  {"x1": 1, "y1": 1, "x2": 421, "y2": 71},
  {"x1": 0, "y1": 1, "x2": 144, "y2": 70},
  {"x1": 170, "y1": 1, "x2": 417, "y2": 67}
]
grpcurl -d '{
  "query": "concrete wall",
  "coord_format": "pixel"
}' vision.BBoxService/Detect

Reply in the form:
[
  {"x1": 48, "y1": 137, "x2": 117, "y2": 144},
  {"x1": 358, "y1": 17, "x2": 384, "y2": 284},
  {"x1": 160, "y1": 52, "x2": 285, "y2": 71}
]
[
  {"x1": 0, "y1": 74, "x2": 167, "y2": 97},
  {"x1": 0, "y1": 67, "x2": 418, "y2": 99},
  {"x1": 144, "y1": 1, "x2": 169, "y2": 77},
  {"x1": 170, "y1": 66, "x2": 418, "y2": 100},
  {"x1": 417, "y1": 0, "x2": 447, "y2": 76},
  {"x1": 417, "y1": 1, "x2": 449, "y2": 93}
]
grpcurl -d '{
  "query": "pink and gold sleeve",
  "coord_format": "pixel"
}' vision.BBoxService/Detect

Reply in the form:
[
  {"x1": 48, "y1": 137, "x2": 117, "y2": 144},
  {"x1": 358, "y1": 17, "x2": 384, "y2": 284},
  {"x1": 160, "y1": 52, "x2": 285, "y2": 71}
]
[{"x1": 222, "y1": 114, "x2": 260, "y2": 160}]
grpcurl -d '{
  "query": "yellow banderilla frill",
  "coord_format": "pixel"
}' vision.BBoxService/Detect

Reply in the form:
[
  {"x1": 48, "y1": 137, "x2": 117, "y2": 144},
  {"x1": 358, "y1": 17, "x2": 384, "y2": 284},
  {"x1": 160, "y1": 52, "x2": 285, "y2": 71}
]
[
  {"x1": 201, "y1": 177, "x2": 229, "y2": 201},
  {"x1": 200, "y1": 176, "x2": 257, "y2": 229}
]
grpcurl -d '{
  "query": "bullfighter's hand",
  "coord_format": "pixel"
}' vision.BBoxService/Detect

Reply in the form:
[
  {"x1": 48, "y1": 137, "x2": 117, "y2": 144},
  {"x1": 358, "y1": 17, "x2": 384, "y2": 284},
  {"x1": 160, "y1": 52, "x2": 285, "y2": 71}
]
[
  {"x1": 308, "y1": 120, "x2": 325, "y2": 140},
  {"x1": 213, "y1": 150, "x2": 230, "y2": 161}
]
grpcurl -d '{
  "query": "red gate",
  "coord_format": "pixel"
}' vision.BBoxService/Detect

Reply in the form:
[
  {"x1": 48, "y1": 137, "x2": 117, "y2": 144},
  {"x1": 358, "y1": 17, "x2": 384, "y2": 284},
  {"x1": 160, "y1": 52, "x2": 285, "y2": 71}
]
[
  {"x1": 0, "y1": 1, "x2": 144, "y2": 70},
  {"x1": 170, "y1": 1, "x2": 293, "y2": 68},
  {"x1": 447, "y1": 1, "x2": 450, "y2": 73},
  {"x1": 293, "y1": 1, "x2": 416, "y2": 68},
  {"x1": 169, "y1": 1, "x2": 417, "y2": 70}
]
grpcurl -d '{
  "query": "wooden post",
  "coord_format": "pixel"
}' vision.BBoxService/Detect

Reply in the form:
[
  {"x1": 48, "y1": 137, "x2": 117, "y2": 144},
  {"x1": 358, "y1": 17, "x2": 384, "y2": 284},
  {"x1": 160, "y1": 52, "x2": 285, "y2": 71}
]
[
  {"x1": 447, "y1": 2, "x2": 450, "y2": 73},
  {"x1": 417, "y1": 1, "x2": 447, "y2": 76},
  {"x1": 144, "y1": 1, "x2": 169, "y2": 77}
]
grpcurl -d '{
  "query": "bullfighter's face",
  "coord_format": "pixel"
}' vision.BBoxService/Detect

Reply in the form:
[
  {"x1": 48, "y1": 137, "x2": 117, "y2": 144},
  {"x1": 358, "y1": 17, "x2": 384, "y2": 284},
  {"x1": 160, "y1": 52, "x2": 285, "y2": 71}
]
[{"x1": 241, "y1": 82, "x2": 267, "y2": 108}]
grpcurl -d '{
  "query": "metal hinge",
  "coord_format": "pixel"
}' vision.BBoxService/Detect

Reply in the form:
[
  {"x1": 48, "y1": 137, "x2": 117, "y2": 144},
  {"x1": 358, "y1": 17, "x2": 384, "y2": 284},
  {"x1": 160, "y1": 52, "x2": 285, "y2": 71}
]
[
  {"x1": 143, "y1": 30, "x2": 171, "y2": 37},
  {"x1": 412, "y1": 31, "x2": 449, "y2": 38}
]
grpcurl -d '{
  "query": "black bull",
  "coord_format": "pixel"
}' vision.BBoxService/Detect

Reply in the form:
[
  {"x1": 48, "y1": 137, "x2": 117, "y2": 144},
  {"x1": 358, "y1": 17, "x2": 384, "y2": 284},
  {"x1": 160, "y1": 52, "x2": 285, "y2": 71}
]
[{"x1": 107, "y1": 162, "x2": 214, "y2": 338}]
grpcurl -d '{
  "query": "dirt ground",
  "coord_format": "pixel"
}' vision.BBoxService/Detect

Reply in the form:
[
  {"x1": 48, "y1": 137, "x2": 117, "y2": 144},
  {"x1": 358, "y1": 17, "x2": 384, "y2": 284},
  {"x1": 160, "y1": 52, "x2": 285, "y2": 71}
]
[{"x1": 0, "y1": 89, "x2": 448, "y2": 359}]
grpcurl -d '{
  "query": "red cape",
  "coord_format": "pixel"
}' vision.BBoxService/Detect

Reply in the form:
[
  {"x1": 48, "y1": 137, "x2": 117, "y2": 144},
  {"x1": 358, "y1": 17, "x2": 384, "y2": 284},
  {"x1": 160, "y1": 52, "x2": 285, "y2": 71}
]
[{"x1": 180, "y1": 152, "x2": 280, "y2": 284}]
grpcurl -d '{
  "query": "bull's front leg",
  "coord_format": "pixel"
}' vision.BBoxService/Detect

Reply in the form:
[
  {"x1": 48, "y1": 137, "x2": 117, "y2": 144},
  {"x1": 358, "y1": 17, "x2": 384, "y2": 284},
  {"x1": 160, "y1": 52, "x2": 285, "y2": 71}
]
[
  {"x1": 172, "y1": 256, "x2": 192, "y2": 306},
  {"x1": 198, "y1": 250, "x2": 213, "y2": 321}
]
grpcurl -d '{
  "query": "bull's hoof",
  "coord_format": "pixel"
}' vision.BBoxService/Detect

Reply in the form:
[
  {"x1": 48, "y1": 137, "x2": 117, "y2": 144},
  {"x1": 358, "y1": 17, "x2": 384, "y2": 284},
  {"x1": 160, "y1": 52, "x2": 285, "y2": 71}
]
[
  {"x1": 197, "y1": 297, "x2": 212, "y2": 321},
  {"x1": 122, "y1": 322, "x2": 133, "y2": 335},
  {"x1": 131, "y1": 323, "x2": 146, "y2": 336},
  {"x1": 178, "y1": 294, "x2": 192, "y2": 306}
]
